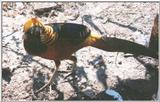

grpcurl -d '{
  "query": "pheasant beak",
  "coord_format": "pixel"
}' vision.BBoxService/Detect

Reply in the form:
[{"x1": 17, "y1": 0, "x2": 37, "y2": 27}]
[{"x1": 23, "y1": 18, "x2": 45, "y2": 33}]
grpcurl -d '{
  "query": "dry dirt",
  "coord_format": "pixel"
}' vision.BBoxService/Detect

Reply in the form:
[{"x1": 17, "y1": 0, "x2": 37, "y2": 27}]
[{"x1": 2, "y1": 2, "x2": 159, "y2": 101}]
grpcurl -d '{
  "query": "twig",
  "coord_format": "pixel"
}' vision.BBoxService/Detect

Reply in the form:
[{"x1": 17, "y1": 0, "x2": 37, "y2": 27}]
[
  {"x1": 2, "y1": 29, "x2": 18, "y2": 39},
  {"x1": 115, "y1": 52, "x2": 120, "y2": 68}
]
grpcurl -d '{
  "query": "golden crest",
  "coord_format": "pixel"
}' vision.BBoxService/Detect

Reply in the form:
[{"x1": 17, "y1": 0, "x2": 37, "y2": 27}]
[{"x1": 23, "y1": 18, "x2": 44, "y2": 32}]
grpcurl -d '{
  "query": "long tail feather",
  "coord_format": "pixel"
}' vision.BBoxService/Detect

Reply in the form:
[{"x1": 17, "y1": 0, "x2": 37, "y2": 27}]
[{"x1": 89, "y1": 35, "x2": 158, "y2": 59}]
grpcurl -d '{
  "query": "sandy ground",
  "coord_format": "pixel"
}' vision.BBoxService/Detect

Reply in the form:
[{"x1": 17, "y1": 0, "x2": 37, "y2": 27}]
[{"x1": 2, "y1": 2, "x2": 159, "y2": 101}]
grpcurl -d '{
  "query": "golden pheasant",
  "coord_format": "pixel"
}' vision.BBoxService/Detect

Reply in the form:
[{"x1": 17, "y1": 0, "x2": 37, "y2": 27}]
[{"x1": 23, "y1": 18, "x2": 158, "y2": 94}]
